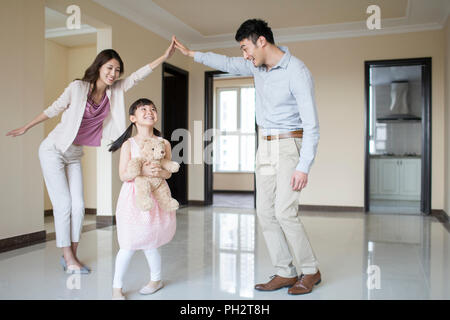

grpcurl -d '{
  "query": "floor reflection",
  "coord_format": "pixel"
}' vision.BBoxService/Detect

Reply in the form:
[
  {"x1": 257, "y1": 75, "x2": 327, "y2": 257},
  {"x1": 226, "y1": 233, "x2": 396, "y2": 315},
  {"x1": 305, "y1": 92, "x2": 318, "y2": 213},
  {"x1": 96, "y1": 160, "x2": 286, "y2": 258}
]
[
  {"x1": 213, "y1": 210, "x2": 256, "y2": 298},
  {"x1": 363, "y1": 213, "x2": 432, "y2": 299},
  {"x1": 0, "y1": 205, "x2": 448, "y2": 299}
]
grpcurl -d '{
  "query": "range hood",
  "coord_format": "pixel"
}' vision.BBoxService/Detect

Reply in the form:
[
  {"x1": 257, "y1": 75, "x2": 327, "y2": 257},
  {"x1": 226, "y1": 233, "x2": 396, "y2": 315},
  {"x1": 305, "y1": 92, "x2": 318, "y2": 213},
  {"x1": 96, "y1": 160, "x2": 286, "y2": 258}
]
[{"x1": 377, "y1": 80, "x2": 421, "y2": 122}]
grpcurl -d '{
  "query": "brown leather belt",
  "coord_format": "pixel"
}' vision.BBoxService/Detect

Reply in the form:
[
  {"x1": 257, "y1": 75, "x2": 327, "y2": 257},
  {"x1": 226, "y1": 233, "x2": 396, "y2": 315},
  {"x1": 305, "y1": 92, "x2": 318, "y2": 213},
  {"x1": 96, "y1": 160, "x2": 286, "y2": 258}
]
[{"x1": 263, "y1": 129, "x2": 303, "y2": 141}]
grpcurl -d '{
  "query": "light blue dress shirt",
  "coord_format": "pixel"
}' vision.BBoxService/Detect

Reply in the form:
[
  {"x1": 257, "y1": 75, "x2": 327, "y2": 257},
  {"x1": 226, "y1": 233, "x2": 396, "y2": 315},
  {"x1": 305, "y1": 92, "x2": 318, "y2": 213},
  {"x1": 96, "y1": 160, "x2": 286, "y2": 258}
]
[{"x1": 194, "y1": 46, "x2": 320, "y2": 174}]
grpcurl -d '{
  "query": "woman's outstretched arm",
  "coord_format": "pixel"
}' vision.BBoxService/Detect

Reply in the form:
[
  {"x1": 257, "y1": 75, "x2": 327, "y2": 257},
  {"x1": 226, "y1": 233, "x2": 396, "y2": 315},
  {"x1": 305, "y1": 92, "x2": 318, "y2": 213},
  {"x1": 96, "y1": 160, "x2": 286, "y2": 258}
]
[
  {"x1": 6, "y1": 112, "x2": 49, "y2": 137},
  {"x1": 6, "y1": 80, "x2": 74, "y2": 137}
]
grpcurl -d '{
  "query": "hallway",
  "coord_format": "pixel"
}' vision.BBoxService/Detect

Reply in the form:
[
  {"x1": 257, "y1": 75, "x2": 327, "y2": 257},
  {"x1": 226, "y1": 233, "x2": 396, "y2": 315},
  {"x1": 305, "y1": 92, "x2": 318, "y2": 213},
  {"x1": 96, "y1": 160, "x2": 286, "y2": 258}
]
[{"x1": 0, "y1": 206, "x2": 448, "y2": 300}]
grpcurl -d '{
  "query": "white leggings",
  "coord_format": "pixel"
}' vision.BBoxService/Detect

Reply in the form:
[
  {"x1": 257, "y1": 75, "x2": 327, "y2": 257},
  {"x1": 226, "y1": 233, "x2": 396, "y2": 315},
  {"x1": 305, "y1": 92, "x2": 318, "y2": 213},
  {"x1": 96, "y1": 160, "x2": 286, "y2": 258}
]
[{"x1": 112, "y1": 248, "x2": 161, "y2": 289}]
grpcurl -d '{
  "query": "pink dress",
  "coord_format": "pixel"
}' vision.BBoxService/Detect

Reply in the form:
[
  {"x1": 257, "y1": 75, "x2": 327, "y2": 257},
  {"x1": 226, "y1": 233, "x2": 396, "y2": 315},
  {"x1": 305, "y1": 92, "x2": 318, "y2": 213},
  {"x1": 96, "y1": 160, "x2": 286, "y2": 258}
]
[{"x1": 115, "y1": 137, "x2": 176, "y2": 250}]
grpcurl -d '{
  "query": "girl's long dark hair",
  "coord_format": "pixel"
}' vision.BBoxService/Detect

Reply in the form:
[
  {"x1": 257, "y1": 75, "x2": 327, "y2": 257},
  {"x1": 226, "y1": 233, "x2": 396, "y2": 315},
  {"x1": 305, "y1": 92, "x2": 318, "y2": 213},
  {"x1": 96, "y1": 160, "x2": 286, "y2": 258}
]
[
  {"x1": 79, "y1": 49, "x2": 124, "y2": 100},
  {"x1": 108, "y1": 98, "x2": 162, "y2": 152}
]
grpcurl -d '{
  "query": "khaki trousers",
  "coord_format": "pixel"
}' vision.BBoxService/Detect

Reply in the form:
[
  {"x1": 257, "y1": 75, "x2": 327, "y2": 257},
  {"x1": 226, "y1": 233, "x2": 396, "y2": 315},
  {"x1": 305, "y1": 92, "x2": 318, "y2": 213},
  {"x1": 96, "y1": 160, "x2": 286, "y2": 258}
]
[{"x1": 255, "y1": 137, "x2": 318, "y2": 277}]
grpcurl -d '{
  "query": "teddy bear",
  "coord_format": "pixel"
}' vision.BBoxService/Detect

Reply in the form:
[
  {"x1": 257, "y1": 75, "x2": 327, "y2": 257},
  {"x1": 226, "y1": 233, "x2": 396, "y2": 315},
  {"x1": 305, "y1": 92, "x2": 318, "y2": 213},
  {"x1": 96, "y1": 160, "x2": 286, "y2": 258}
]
[{"x1": 126, "y1": 137, "x2": 180, "y2": 212}]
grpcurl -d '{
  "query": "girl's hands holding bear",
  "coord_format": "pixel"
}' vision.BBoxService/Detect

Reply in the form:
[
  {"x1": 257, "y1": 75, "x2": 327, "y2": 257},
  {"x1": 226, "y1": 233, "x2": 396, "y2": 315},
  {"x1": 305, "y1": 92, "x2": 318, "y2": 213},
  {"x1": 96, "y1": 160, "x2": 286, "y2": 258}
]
[{"x1": 142, "y1": 161, "x2": 162, "y2": 178}]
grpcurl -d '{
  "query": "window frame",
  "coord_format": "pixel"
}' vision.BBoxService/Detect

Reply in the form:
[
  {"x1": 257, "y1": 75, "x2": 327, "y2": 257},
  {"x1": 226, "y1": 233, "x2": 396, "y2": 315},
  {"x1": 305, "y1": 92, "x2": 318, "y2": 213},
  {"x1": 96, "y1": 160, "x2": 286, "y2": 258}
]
[{"x1": 214, "y1": 85, "x2": 256, "y2": 173}]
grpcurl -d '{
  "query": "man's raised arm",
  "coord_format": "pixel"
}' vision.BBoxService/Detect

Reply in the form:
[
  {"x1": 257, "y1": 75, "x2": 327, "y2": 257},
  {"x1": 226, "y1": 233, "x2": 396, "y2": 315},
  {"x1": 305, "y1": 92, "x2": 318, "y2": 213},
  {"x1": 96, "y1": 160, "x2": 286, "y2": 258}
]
[{"x1": 174, "y1": 37, "x2": 253, "y2": 76}]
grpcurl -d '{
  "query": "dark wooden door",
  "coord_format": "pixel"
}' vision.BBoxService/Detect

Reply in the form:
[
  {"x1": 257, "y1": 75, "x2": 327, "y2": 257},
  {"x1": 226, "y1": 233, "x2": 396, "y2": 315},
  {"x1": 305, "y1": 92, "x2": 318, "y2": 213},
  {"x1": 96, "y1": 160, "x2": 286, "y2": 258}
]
[{"x1": 162, "y1": 63, "x2": 188, "y2": 206}]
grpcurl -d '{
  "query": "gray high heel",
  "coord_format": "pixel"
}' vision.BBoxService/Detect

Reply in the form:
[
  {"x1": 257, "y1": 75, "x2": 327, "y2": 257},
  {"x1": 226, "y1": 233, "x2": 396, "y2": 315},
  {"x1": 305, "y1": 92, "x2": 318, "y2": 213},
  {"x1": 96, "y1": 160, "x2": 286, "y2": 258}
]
[{"x1": 60, "y1": 256, "x2": 91, "y2": 274}]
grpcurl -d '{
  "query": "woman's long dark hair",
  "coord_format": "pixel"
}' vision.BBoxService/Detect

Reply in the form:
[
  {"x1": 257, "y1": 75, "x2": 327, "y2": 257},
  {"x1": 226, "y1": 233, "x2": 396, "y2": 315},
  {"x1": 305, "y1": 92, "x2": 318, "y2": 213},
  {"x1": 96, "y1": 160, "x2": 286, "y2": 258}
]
[
  {"x1": 108, "y1": 98, "x2": 162, "y2": 152},
  {"x1": 80, "y1": 49, "x2": 124, "y2": 100}
]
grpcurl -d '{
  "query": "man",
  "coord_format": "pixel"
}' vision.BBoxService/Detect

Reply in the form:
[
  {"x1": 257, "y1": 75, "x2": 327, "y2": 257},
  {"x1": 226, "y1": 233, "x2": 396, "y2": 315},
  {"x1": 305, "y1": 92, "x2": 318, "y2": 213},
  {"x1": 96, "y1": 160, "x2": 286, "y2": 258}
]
[{"x1": 174, "y1": 19, "x2": 321, "y2": 295}]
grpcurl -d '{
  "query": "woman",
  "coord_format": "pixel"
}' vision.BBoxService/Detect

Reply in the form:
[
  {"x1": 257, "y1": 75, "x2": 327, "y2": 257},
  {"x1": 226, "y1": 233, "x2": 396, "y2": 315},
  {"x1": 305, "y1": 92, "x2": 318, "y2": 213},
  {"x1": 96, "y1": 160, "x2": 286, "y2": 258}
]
[{"x1": 6, "y1": 37, "x2": 176, "y2": 274}]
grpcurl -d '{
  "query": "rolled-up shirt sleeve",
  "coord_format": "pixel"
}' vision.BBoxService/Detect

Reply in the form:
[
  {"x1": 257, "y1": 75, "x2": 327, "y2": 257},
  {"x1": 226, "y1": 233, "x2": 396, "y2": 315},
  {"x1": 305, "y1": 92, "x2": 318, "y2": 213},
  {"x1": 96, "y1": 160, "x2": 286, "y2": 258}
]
[
  {"x1": 194, "y1": 52, "x2": 254, "y2": 76},
  {"x1": 290, "y1": 65, "x2": 320, "y2": 174},
  {"x1": 43, "y1": 81, "x2": 74, "y2": 118}
]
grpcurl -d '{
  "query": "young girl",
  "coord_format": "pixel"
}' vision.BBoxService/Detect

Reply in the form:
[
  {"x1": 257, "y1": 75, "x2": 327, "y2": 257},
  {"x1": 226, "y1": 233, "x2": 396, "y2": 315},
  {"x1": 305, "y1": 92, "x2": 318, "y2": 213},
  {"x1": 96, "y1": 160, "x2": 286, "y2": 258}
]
[{"x1": 109, "y1": 98, "x2": 177, "y2": 300}]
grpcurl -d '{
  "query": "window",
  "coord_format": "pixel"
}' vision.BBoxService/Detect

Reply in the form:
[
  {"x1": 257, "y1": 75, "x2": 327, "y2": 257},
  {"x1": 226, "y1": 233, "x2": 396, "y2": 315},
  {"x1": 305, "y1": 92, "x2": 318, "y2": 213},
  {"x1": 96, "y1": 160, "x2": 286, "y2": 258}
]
[
  {"x1": 214, "y1": 86, "x2": 256, "y2": 172},
  {"x1": 369, "y1": 83, "x2": 387, "y2": 154}
]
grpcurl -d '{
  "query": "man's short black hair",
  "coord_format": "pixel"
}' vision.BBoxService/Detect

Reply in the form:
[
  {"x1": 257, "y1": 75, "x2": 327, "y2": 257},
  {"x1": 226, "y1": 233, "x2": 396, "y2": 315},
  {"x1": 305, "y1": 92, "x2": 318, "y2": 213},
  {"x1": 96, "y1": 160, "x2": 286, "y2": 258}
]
[{"x1": 235, "y1": 19, "x2": 275, "y2": 45}]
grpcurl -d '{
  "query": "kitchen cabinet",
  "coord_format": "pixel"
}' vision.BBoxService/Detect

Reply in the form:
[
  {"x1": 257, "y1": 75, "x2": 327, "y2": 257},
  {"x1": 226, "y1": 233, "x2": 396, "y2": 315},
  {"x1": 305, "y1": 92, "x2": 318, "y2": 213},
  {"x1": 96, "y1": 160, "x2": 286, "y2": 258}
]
[{"x1": 370, "y1": 158, "x2": 421, "y2": 200}]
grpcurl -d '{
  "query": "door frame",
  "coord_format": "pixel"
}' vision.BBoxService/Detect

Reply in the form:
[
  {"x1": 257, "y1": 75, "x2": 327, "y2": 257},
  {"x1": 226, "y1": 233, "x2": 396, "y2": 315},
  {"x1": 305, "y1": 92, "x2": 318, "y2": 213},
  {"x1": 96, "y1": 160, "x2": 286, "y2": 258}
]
[
  {"x1": 364, "y1": 57, "x2": 432, "y2": 214},
  {"x1": 204, "y1": 71, "x2": 257, "y2": 207},
  {"x1": 204, "y1": 70, "x2": 225, "y2": 205},
  {"x1": 161, "y1": 62, "x2": 189, "y2": 136},
  {"x1": 162, "y1": 62, "x2": 189, "y2": 205}
]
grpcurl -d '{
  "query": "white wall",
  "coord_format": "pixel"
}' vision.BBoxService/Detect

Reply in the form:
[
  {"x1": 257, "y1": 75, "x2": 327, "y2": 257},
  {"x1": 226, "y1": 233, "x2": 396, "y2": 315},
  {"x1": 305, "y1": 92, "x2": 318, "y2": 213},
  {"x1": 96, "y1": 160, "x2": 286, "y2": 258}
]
[{"x1": 0, "y1": 0, "x2": 45, "y2": 239}]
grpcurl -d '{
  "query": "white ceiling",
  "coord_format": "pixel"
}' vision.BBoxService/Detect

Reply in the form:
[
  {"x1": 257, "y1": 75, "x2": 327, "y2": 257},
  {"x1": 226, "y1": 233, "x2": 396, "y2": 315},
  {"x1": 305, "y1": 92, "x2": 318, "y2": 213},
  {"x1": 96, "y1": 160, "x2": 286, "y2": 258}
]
[
  {"x1": 152, "y1": 0, "x2": 409, "y2": 36},
  {"x1": 46, "y1": 0, "x2": 450, "y2": 49},
  {"x1": 92, "y1": 0, "x2": 450, "y2": 50}
]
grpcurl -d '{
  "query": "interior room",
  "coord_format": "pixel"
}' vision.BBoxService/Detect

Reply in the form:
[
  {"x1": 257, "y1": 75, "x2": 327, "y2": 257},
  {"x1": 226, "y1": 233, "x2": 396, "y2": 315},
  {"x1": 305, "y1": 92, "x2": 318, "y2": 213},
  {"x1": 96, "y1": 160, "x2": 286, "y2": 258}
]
[
  {"x1": 368, "y1": 64, "x2": 424, "y2": 214},
  {"x1": 212, "y1": 75, "x2": 255, "y2": 209},
  {"x1": 0, "y1": 0, "x2": 449, "y2": 301}
]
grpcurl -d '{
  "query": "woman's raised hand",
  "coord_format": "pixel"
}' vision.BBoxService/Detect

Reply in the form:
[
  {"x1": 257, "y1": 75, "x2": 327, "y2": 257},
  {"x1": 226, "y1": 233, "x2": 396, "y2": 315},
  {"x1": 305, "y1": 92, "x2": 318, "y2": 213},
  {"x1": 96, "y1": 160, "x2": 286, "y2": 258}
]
[
  {"x1": 173, "y1": 37, "x2": 194, "y2": 57},
  {"x1": 6, "y1": 126, "x2": 28, "y2": 137},
  {"x1": 164, "y1": 36, "x2": 176, "y2": 60}
]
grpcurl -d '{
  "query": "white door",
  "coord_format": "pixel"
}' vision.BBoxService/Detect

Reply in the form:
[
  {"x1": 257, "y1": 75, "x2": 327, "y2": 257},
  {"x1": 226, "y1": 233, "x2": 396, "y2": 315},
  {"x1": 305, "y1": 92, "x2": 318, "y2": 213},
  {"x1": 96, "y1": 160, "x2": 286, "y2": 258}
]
[
  {"x1": 379, "y1": 159, "x2": 400, "y2": 196},
  {"x1": 399, "y1": 159, "x2": 421, "y2": 199},
  {"x1": 370, "y1": 159, "x2": 378, "y2": 195}
]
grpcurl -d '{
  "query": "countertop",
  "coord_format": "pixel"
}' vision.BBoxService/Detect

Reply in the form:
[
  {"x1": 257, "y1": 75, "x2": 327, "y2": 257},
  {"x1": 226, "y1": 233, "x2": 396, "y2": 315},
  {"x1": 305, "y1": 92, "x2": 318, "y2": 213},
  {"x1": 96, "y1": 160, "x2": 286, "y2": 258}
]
[{"x1": 370, "y1": 155, "x2": 421, "y2": 159}]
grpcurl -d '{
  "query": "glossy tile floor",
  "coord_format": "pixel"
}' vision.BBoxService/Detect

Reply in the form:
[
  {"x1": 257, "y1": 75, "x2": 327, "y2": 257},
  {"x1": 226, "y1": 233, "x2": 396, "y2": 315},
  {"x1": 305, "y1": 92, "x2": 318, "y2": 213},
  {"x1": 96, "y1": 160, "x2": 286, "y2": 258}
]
[
  {"x1": 44, "y1": 214, "x2": 96, "y2": 234},
  {"x1": 0, "y1": 205, "x2": 449, "y2": 300},
  {"x1": 213, "y1": 192, "x2": 254, "y2": 208}
]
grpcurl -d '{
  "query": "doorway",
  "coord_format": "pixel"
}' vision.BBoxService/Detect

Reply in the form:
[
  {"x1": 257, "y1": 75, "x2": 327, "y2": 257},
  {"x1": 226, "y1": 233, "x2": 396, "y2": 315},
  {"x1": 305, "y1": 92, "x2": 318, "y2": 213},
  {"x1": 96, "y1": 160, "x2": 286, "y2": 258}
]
[
  {"x1": 162, "y1": 63, "x2": 189, "y2": 206},
  {"x1": 364, "y1": 58, "x2": 431, "y2": 215},
  {"x1": 204, "y1": 71, "x2": 257, "y2": 208}
]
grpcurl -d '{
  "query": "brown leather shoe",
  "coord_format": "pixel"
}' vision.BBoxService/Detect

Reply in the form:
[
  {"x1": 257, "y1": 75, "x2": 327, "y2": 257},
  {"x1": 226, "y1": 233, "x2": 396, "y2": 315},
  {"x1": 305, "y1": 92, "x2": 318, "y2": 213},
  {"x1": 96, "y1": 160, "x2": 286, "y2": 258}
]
[
  {"x1": 288, "y1": 270, "x2": 321, "y2": 295},
  {"x1": 254, "y1": 275, "x2": 298, "y2": 291}
]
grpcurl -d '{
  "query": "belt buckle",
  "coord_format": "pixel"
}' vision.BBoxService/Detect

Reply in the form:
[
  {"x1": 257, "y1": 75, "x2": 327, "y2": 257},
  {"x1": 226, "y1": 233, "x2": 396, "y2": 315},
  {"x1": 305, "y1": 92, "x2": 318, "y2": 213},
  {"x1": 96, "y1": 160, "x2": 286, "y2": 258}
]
[{"x1": 264, "y1": 134, "x2": 279, "y2": 141}]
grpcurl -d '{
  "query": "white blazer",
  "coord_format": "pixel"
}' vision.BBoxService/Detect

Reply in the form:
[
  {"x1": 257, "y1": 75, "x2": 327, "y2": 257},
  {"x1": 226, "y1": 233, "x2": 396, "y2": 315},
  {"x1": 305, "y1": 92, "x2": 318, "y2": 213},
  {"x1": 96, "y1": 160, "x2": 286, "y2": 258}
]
[{"x1": 44, "y1": 64, "x2": 153, "y2": 153}]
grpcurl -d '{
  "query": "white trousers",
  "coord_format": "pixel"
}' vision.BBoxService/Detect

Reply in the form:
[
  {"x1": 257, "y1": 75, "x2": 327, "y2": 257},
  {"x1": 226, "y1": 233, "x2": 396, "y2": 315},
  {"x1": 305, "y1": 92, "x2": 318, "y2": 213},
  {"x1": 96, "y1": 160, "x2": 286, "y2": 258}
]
[
  {"x1": 112, "y1": 248, "x2": 162, "y2": 289},
  {"x1": 38, "y1": 137, "x2": 85, "y2": 248}
]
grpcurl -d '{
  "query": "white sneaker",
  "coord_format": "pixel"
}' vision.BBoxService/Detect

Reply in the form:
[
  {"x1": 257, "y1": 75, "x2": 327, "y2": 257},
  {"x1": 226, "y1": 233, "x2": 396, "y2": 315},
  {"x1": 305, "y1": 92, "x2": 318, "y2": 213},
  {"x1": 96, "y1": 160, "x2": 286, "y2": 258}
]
[{"x1": 139, "y1": 281, "x2": 164, "y2": 295}]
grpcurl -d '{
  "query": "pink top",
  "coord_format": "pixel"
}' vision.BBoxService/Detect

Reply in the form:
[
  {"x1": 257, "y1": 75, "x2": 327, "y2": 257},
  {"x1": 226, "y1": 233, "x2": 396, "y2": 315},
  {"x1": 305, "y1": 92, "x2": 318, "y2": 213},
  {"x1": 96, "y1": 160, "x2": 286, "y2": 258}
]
[{"x1": 72, "y1": 93, "x2": 110, "y2": 146}]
